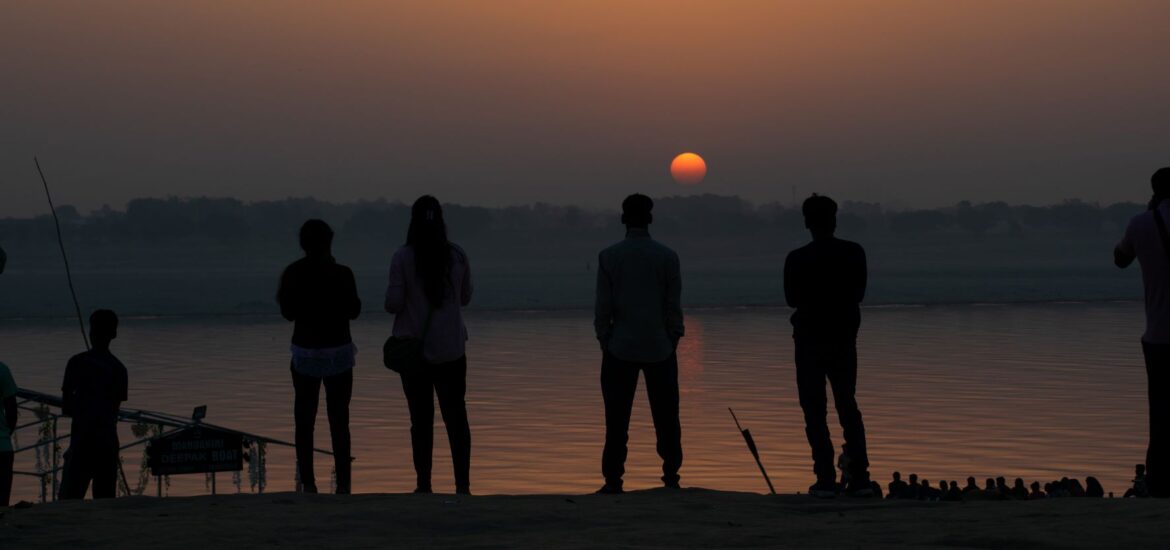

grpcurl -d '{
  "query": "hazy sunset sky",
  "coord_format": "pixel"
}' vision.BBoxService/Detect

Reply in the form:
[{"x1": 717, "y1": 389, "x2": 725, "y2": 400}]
[{"x1": 2, "y1": 0, "x2": 1168, "y2": 217}]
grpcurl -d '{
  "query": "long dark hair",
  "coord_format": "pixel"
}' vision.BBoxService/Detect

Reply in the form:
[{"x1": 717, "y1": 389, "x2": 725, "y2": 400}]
[{"x1": 406, "y1": 195, "x2": 452, "y2": 308}]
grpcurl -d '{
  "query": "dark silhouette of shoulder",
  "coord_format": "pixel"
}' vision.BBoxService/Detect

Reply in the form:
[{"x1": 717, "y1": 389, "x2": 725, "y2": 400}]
[{"x1": 278, "y1": 256, "x2": 361, "y2": 348}]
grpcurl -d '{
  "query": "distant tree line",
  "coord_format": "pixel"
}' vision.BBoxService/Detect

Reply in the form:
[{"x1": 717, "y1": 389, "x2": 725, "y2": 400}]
[{"x1": 0, "y1": 195, "x2": 1143, "y2": 249}]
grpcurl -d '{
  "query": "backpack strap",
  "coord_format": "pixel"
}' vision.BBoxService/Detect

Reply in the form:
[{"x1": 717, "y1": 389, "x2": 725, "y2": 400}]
[{"x1": 1154, "y1": 206, "x2": 1170, "y2": 263}]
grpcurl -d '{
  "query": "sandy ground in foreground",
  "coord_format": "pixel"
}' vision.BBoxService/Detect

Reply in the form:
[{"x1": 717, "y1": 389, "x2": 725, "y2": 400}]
[{"x1": 1, "y1": 488, "x2": 1168, "y2": 549}]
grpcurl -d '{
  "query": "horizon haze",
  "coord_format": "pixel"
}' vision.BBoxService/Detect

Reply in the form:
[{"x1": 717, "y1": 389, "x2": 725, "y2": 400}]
[{"x1": 2, "y1": 1, "x2": 1169, "y2": 217}]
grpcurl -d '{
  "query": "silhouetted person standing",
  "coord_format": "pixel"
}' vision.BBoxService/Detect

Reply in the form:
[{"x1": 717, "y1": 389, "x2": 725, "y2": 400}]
[
  {"x1": 1115, "y1": 167, "x2": 1170, "y2": 498},
  {"x1": 59, "y1": 310, "x2": 128, "y2": 500},
  {"x1": 0, "y1": 359, "x2": 16, "y2": 507},
  {"x1": 594, "y1": 194, "x2": 684, "y2": 494},
  {"x1": 278, "y1": 220, "x2": 360, "y2": 494},
  {"x1": 385, "y1": 196, "x2": 474, "y2": 495},
  {"x1": 784, "y1": 194, "x2": 871, "y2": 498}
]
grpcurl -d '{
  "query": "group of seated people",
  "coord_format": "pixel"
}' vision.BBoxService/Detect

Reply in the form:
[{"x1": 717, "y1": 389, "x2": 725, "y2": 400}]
[{"x1": 881, "y1": 471, "x2": 1118, "y2": 501}]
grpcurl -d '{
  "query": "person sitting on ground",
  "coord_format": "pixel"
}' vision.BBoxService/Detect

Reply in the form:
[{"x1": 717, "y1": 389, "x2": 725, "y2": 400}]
[
  {"x1": 903, "y1": 473, "x2": 920, "y2": 499},
  {"x1": 1068, "y1": 477, "x2": 1086, "y2": 497},
  {"x1": 983, "y1": 478, "x2": 999, "y2": 499},
  {"x1": 1028, "y1": 481, "x2": 1045, "y2": 499},
  {"x1": 1053, "y1": 478, "x2": 1071, "y2": 498},
  {"x1": 1125, "y1": 464, "x2": 1149, "y2": 498},
  {"x1": 59, "y1": 310, "x2": 129, "y2": 500},
  {"x1": 0, "y1": 359, "x2": 16, "y2": 507},
  {"x1": 919, "y1": 478, "x2": 942, "y2": 501},
  {"x1": 1085, "y1": 476, "x2": 1105, "y2": 498},
  {"x1": 1012, "y1": 478, "x2": 1028, "y2": 500},
  {"x1": 962, "y1": 476, "x2": 982, "y2": 498},
  {"x1": 995, "y1": 476, "x2": 1011, "y2": 499},
  {"x1": 887, "y1": 471, "x2": 908, "y2": 500},
  {"x1": 945, "y1": 480, "x2": 963, "y2": 502}
]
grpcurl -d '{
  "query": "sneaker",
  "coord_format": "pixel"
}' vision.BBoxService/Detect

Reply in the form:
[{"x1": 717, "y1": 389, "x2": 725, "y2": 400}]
[
  {"x1": 413, "y1": 486, "x2": 433, "y2": 494},
  {"x1": 808, "y1": 481, "x2": 837, "y2": 499},
  {"x1": 596, "y1": 484, "x2": 624, "y2": 495}
]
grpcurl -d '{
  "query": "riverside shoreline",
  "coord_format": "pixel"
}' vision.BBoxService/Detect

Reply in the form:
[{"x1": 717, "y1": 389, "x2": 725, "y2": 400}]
[{"x1": 2, "y1": 488, "x2": 1168, "y2": 549}]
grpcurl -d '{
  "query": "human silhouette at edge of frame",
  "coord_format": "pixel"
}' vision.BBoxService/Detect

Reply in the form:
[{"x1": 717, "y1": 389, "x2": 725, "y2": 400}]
[
  {"x1": 594, "y1": 193, "x2": 685, "y2": 494},
  {"x1": 59, "y1": 309, "x2": 128, "y2": 500},
  {"x1": 1114, "y1": 166, "x2": 1170, "y2": 499},
  {"x1": 784, "y1": 194, "x2": 874, "y2": 498},
  {"x1": 0, "y1": 243, "x2": 18, "y2": 507},
  {"x1": 277, "y1": 219, "x2": 361, "y2": 494},
  {"x1": 384, "y1": 196, "x2": 474, "y2": 495}
]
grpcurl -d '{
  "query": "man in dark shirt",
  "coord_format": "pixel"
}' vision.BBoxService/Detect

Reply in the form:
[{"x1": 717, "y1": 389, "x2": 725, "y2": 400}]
[
  {"x1": 277, "y1": 219, "x2": 361, "y2": 494},
  {"x1": 60, "y1": 309, "x2": 128, "y2": 499},
  {"x1": 784, "y1": 194, "x2": 872, "y2": 498},
  {"x1": 594, "y1": 194, "x2": 685, "y2": 494}
]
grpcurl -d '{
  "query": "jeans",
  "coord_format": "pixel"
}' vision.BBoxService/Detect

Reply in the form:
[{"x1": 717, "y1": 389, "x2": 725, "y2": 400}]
[
  {"x1": 795, "y1": 337, "x2": 870, "y2": 485},
  {"x1": 291, "y1": 364, "x2": 353, "y2": 493},
  {"x1": 601, "y1": 352, "x2": 683, "y2": 487},
  {"x1": 0, "y1": 451, "x2": 12, "y2": 506},
  {"x1": 59, "y1": 442, "x2": 119, "y2": 500},
  {"x1": 1142, "y1": 342, "x2": 1170, "y2": 497},
  {"x1": 400, "y1": 356, "x2": 471, "y2": 492}
]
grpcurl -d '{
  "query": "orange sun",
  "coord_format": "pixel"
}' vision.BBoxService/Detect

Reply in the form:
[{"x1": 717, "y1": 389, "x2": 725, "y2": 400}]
[{"x1": 670, "y1": 152, "x2": 707, "y2": 185}]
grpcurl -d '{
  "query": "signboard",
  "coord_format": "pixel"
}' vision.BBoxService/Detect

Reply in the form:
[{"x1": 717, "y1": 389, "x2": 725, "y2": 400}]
[{"x1": 147, "y1": 426, "x2": 244, "y2": 476}]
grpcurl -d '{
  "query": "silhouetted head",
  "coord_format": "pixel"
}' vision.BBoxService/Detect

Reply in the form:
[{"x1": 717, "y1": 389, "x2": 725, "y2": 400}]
[
  {"x1": 407, "y1": 195, "x2": 453, "y2": 309},
  {"x1": 89, "y1": 309, "x2": 118, "y2": 350},
  {"x1": 909, "y1": 473, "x2": 918, "y2": 485},
  {"x1": 985, "y1": 478, "x2": 995, "y2": 490},
  {"x1": 939, "y1": 480, "x2": 947, "y2": 490},
  {"x1": 1136, "y1": 464, "x2": 1146, "y2": 476},
  {"x1": 966, "y1": 476, "x2": 976, "y2": 487},
  {"x1": 1014, "y1": 478, "x2": 1025, "y2": 489},
  {"x1": 892, "y1": 472, "x2": 901, "y2": 481},
  {"x1": 621, "y1": 194, "x2": 654, "y2": 229},
  {"x1": 299, "y1": 219, "x2": 334, "y2": 257},
  {"x1": 1153, "y1": 167, "x2": 1170, "y2": 195},
  {"x1": 802, "y1": 194, "x2": 837, "y2": 238},
  {"x1": 996, "y1": 476, "x2": 1007, "y2": 488},
  {"x1": 1030, "y1": 481, "x2": 1040, "y2": 491}
]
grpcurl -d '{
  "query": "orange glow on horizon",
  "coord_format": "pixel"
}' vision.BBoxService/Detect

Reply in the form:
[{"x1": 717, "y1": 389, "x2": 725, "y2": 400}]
[{"x1": 670, "y1": 152, "x2": 707, "y2": 186}]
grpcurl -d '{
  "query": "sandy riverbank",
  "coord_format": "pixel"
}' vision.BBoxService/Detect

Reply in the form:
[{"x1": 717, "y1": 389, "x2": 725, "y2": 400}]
[{"x1": 2, "y1": 488, "x2": 1168, "y2": 549}]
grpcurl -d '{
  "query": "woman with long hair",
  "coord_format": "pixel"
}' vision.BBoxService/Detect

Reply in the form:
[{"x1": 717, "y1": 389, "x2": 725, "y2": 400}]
[{"x1": 385, "y1": 196, "x2": 473, "y2": 494}]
